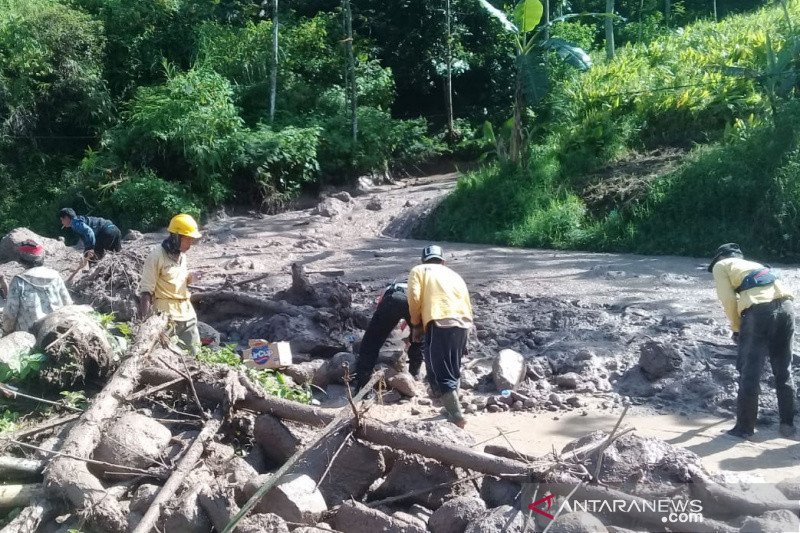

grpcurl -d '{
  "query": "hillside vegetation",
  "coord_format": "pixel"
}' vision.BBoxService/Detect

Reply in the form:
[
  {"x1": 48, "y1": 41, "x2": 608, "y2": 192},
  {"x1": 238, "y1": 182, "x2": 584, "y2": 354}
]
[{"x1": 427, "y1": 2, "x2": 800, "y2": 259}]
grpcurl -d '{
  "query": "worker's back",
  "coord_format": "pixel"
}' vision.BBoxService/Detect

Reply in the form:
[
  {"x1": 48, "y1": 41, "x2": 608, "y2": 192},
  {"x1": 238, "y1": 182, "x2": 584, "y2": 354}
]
[{"x1": 407, "y1": 263, "x2": 472, "y2": 328}]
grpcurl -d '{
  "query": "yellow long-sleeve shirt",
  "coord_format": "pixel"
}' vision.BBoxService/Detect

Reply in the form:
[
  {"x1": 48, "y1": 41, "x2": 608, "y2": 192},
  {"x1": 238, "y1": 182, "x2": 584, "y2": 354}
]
[
  {"x1": 140, "y1": 246, "x2": 196, "y2": 322},
  {"x1": 407, "y1": 263, "x2": 473, "y2": 330},
  {"x1": 712, "y1": 257, "x2": 793, "y2": 332}
]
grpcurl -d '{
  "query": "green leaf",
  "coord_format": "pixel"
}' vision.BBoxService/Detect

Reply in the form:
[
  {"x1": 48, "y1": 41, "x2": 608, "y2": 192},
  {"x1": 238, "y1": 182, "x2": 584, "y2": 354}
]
[
  {"x1": 517, "y1": 53, "x2": 549, "y2": 105},
  {"x1": 513, "y1": 0, "x2": 544, "y2": 33}
]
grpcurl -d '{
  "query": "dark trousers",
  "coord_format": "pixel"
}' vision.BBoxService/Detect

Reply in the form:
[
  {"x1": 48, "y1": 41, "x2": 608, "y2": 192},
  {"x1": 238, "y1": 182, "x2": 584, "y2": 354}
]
[
  {"x1": 424, "y1": 323, "x2": 468, "y2": 394},
  {"x1": 736, "y1": 298, "x2": 795, "y2": 432},
  {"x1": 356, "y1": 289, "x2": 422, "y2": 389},
  {"x1": 94, "y1": 225, "x2": 122, "y2": 260}
]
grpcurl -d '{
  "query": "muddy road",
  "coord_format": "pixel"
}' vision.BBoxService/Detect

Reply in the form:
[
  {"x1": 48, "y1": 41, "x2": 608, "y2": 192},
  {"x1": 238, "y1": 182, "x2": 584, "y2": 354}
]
[{"x1": 52, "y1": 173, "x2": 800, "y2": 484}]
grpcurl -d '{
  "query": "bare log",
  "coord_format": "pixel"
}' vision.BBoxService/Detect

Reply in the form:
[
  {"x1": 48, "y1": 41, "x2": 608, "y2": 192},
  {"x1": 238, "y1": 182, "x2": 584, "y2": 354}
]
[
  {"x1": 142, "y1": 366, "x2": 532, "y2": 478},
  {"x1": 132, "y1": 412, "x2": 222, "y2": 533},
  {"x1": 0, "y1": 498, "x2": 53, "y2": 533},
  {"x1": 0, "y1": 456, "x2": 44, "y2": 478},
  {"x1": 689, "y1": 467, "x2": 799, "y2": 517},
  {"x1": 0, "y1": 484, "x2": 44, "y2": 509},
  {"x1": 44, "y1": 314, "x2": 169, "y2": 533},
  {"x1": 191, "y1": 291, "x2": 309, "y2": 320}
]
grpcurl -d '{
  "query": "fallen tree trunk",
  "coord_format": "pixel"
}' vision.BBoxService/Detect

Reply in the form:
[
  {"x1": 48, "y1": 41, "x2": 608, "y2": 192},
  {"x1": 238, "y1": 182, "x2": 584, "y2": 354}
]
[
  {"x1": 0, "y1": 456, "x2": 44, "y2": 478},
  {"x1": 131, "y1": 412, "x2": 223, "y2": 533},
  {"x1": 191, "y1": 291, "x2": 311, "y2": 322},
  {"x1": 688, "y1": 467, "x2": 799, "y2": 517},
  {"x1": 44, "y1": 314, "x2": 168, "y2": 533},
  {"x1": 141, "y1": 366, "x2": 532, "y2": 478}
]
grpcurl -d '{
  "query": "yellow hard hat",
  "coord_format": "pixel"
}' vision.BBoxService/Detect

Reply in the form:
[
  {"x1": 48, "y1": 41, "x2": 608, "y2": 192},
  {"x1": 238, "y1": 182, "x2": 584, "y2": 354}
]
[{"x1": 168, "y1": 214, "x2": 202, "y2": 239}]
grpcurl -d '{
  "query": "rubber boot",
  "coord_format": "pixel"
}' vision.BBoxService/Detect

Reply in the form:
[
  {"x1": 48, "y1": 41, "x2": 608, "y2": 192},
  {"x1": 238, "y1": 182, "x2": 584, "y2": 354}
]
[{"x1": 441, "y1": 390, "x2": 466, "y2": 428}]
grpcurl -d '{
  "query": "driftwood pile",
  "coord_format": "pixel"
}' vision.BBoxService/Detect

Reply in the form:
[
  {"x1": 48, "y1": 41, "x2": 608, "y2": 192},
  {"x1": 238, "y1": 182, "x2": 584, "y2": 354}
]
[{"x1": 2, "y1": 314, "x2": 800, "y2": 533}]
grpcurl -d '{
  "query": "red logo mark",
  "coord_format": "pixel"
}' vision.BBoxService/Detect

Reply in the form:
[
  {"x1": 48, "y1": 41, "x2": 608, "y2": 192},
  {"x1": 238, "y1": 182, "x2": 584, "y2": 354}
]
[{"x1": 528, "y1": 494, "x2": 555, "y2": 520}]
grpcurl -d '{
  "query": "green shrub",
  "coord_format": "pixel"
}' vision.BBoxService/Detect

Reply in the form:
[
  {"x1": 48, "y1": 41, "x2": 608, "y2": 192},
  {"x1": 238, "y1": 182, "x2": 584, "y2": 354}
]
[
  {"x1": 232, "y1": 125, "x2": 321, "y2": 207},
  {"x1": 101, "y1": 171, "x2": 201, "y2": 232},
  {"x1": 106, "y1": 67, "x2": 244, "y2": 205}
]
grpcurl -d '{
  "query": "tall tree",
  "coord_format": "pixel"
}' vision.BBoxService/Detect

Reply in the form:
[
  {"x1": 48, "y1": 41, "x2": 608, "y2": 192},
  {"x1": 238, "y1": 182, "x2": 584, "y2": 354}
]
[
  {"x1": 605, "y1": 0, "x2": 615, "y2": 59},
  {"x1": 343, "y1": 0, "x2": 357, "y2": 143},
  {"x1": 445, "y1": 0, "x2": 455, "y2": 141},
  {"x1": 269, "y1": 0, "x2": 279, "y2": 122}
]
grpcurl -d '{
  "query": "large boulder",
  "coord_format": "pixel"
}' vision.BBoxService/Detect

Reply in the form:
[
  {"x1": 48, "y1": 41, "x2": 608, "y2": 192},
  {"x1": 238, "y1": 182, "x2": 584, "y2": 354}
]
[
  {"x1": 638, "y1": 340, "x2": 683, "y2": 381},
  {"x1": 240, "y1": 314, "x2": 343, "y2": 356},
  {"x1": 93, "y1": 413, "x2": 172, "y2": 479},
  {"x1": 315, "y1": 197, "x2": 352, "y2": 218},
  {"x1": 548, "y1": 512, "x2": 609, "y2": 533},
  {"x1": 429, "y1": 497, "x2": 487, "y2": 533},
  {"x1": 492, "y1": 349, "x2": 526, "y2": 391},
  {"x1": 0, "y1": 228, "x2": 68, "y2": 264}
]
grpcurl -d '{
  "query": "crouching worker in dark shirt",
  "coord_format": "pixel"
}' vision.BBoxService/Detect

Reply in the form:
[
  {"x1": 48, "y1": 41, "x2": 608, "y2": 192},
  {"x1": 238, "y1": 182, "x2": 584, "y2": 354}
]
[{"x1": 355, "y1": 282, "x2": 423, "y2": 391}]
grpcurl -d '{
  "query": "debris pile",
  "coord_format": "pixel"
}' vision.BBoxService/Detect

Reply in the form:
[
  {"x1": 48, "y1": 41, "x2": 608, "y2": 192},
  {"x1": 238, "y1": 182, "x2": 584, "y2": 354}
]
[
  {"x1": 3, "y1": 318, "x2": 797, "y2": 533},
  {"x1": 71, "y1": 251, "x2": 146, "y2": 322}
]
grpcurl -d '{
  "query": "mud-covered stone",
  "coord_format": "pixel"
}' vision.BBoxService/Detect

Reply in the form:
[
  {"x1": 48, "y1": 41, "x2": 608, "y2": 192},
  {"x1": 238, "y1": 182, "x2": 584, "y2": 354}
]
[
  {"x1": 389, "y1": 372, "x2": 418, "y2": 397},
  {"x1": 93, "y1": 412, "x2": 171, "y2": 478},
  {"x1": 334, "y1": 501, "x2": 426, "y2": 533},
  {"x1": 313, "y1": 352, "x2": 357, "y2": 388},
  {"x1": 429, "y1": 496, "x2": 486, "y2": 533},
  {"x1": 638, "y1": 340, "x2": 683, "y2": 381}
]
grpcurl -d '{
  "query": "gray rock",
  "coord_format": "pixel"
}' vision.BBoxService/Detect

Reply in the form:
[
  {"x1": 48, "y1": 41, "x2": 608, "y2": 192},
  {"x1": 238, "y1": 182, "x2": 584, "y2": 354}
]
[
  {"x1": 492, "y1": 349, "x2": 526, "y2": 391},
  {"x1": 253, "y1": 473, "x2": 327, "y2": 524},
  {"x1": 565, "y1": 396, "x2": 583, "y2": 408},
  {"x1": 464, "y1": 505, "x2": 526, "y2": 533},
  {"x1": 366, "y1": 197, "x2": 383, "y2": 211},
  {"x1": 129, "y1": 484, "x2": 160, "y2": 514},
  {"x1": 331, "y1": 191, "x2": 353, "y2": 203},
  {"x1": 638, "y1": 340, "x2": 683, "y2": 381},
  {"x1": 409, "y1": 504, "x2": 434, "y2": 524},
  {"x1": 197, "y1": 321, "x2": 221, "y2": 348},
  {"x1": 389, "y1": 372, "x2": 418, "y2": 397},
  {"x1": 461, "y1": 368, "x2": 480, "y2": 389},
  {"x1": 93, "y1": 413, "x2": 171, "y2": 478},
  {"x1": 0, "y1": 332, "x2": 36, "y2": 364},
  {"x1": 479, "y1": 477, "x2": 521, "y2": 508},
  {"x1": 548, "y1": 512, "x2": 608, "y2": 533},
  {"x1": 740, "y1": 510, "x2": 800, "y2": 533},
  {"x1": 429, "y1": 496, "x2": 486, "y2": 533},
  {"x1": 315, "y1": 197, "x2": 352, "y2": 218},
  {"x1": 313, "y1": 352, "x2": 357, "y2": 388},
  {"x1": 776, "y1": 476, "x2": 800, "y2": 499},
  {"x1": 555, "y1": 372, "x2": 582, "y2": 389}
]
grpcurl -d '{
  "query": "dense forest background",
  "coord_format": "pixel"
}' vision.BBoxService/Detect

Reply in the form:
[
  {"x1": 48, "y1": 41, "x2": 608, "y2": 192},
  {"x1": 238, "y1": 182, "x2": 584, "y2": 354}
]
[{"x1": 1, "y1": 0, "x2": 794, "y2": 258}]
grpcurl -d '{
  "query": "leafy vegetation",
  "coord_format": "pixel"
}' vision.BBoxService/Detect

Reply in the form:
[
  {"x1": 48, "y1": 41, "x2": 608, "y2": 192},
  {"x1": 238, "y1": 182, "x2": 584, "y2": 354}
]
[
  {"x1": 429, "y1": 1, "x2": 800, "y2": 260},
  {"x1": 197, "y1": 345, "x2": 311, "y2": 404}
]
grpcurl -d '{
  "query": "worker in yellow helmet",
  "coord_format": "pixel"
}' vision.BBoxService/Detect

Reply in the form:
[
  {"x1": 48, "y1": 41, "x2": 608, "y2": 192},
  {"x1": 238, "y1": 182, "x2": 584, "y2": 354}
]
[{"x1": 139, "y1": 214, "x2": 203, "y2": 355}]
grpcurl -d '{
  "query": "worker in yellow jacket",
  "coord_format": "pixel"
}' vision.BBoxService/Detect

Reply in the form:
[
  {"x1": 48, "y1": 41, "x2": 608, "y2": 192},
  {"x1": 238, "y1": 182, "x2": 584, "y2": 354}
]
[
  {"x1": 140, "y1": 214, "x2": 203, "y2": 356},
  {"x1": 408, "y1": 245, "x2": 473, "y2": 428},
  {"x1": 709, "y1": 243, "x2": 795, "y2": 438}
]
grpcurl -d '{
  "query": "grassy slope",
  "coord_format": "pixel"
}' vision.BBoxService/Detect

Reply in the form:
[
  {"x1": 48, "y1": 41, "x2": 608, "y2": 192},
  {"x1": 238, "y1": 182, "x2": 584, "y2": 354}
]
[{"x1": 426, "y1": 3, "x2": 800, "y2": 260}]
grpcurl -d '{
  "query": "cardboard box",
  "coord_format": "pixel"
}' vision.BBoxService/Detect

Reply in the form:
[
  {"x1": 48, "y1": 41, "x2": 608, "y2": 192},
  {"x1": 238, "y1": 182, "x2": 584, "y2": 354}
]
[{"x1": 242, "y1": 340, "x2": 293, "y2": 369}]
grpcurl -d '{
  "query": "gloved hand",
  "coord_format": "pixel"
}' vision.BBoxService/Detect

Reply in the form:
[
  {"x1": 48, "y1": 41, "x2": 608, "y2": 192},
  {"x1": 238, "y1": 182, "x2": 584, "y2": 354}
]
[{"x1": 732, "y1": 331, "x2": 739, "y2": 344}]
